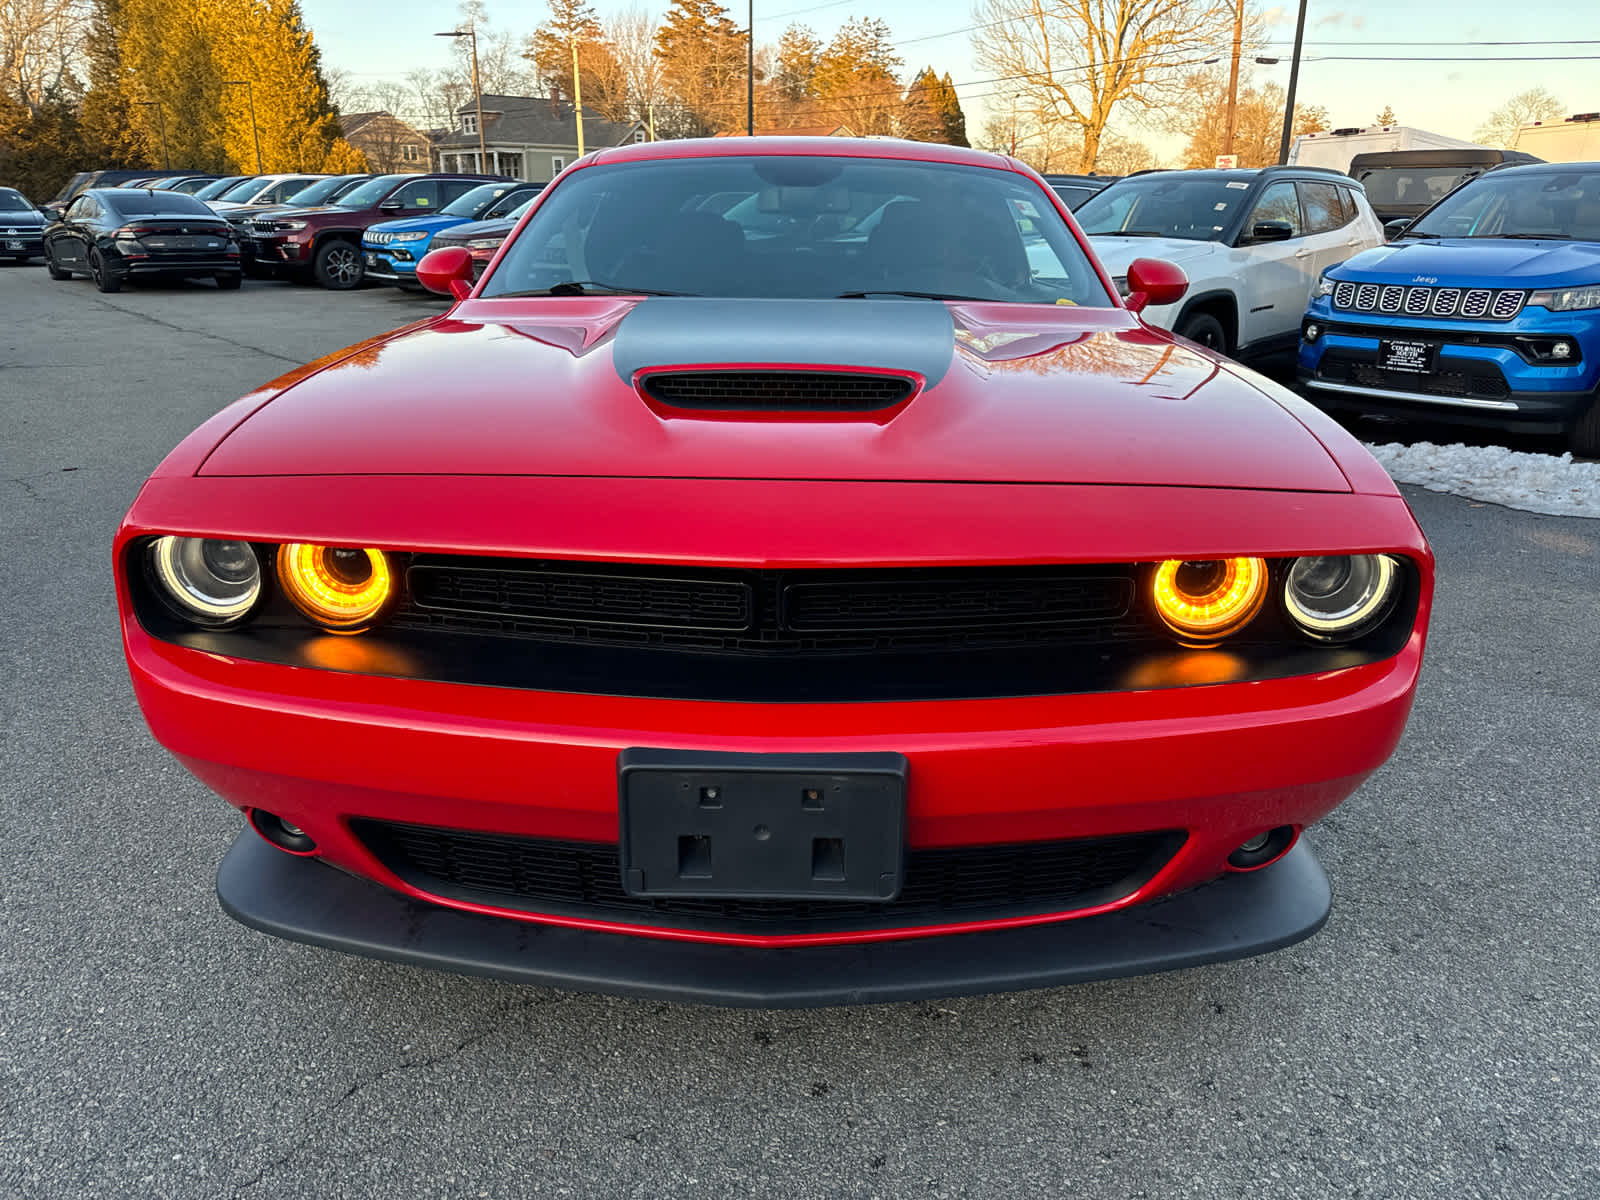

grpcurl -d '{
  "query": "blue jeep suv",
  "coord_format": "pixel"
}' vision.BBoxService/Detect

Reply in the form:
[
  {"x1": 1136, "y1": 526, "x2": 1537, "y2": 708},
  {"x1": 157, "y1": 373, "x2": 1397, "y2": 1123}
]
[
  {"x1": 1298, "y1": 162, "x2": 1600, "y2": 455},
  {"x1": 362, "y1": 181, "x2": 536, "y2": 288}
]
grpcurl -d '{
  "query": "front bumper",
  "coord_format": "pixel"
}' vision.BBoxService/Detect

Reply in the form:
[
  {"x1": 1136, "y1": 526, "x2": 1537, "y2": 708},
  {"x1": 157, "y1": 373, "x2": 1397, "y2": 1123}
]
[
  {"x1": 362, "y1": 247, "x2": 420, "y2": 287},
  {"x1": 1298, "y1": 302, "x2": 1600, "y2": 431},
  {"x1": 219, "y1": 831, "x2": 1331, "y2": 1006},
  {"x1": 2, "y1": 231, "x2": 44, "y2": 255}
]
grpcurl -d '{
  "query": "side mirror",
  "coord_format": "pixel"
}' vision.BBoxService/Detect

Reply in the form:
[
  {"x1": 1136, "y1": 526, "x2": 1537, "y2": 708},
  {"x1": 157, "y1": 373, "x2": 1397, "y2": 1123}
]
[
  {"x1": 416, "y1": 246, "x2": 475, "y2": 299},
  {"x1": 1123, "y1": 257, "x2": 1188, "y2": 314},
  {"x1": 1383, "y1": 218, "x2": 1412, "y2": 241},
  {"x1": 378, "y1": 200, "x2": 402, "y2": 212},
  {"x1": 40, "y1": 202, "x2": 64, "y2": 221},
  {"x1": 1247, "y1": 220, "x2": 1295, "y2": 244}
]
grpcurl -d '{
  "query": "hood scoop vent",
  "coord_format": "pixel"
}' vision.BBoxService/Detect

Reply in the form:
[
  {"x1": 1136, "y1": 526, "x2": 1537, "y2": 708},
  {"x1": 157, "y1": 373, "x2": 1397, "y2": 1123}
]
[{"x1": 638, "y1": 369, "x2": 918, "y2": 414}]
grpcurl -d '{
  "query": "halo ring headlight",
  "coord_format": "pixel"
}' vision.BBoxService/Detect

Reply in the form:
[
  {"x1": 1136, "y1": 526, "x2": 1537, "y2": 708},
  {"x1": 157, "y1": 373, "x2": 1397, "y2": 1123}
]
[
  {"x1": 149, "y1": 536, "x2": 262, "y2": 625},
  {"x1": 277, "y1": 544, "x2": 394, "y2": 632},
  {"x1": 1151, "y1": 557, "x2": 1267, "y2": 642},
  {"x1": 1283, "y1": 554, "x2": 1399, "y2": 641}
]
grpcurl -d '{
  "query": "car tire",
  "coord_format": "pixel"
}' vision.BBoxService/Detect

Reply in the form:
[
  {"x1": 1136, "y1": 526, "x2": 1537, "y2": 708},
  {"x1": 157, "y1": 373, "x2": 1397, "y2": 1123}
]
[
  {"x1": 215, "y1": 272, "x2": 242, "y2": 291},
  {"x1": 45, "y1": 250, "x2": 71, "y2": 280},
  {"x1": 89, "y1": 249, "x2": 122, "y2": 293},
  {"x1": 1573, "y1": 396, "x2": 1600, "y2": 459},
  {"x1": 1176, "y1": 312, "x2": 1228, "y2": 352},
  {"x1": 313, "y1": 240, "x2": 363, "y2": 290}
]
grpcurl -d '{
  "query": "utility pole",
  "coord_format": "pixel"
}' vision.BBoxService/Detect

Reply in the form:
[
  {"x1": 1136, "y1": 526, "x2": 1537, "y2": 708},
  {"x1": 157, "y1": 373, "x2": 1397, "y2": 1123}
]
[
  {"x1": 747, "y1": 0, "x2": 755, "y2": 135},
  {"x1": 1222, "y1": 0, "x2": 1244, "y2": 159},
  {"x1": 223, "y1": 81, "x2": 263, "y2": 173},
  {"x1": 138, "y1": 101, "x2": 170, "y2": 169},
  {"x1": 1277, "y1": 0, "x2": 1309, "y2": 164},
  {"x1": 573, "y1": 39, "x2": 585, "y2": 157},
  {"x1": 435, "y1": 28, "x2": 486, "y2": 172}
]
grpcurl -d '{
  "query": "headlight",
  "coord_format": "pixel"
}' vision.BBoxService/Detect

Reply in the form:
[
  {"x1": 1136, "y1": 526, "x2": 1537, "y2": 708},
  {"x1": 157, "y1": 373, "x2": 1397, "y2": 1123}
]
[
  {"x1": 278, "y1": 544, "x2": 395, "y2": 632},
  {"x1": 277, "y1": 219, "x2": 307, "y2": 231},
  {"x1": 1150, "y1": 558, "x2": 1267, "y2": 642},
  {"x1": 1316, "y1": 274, "x2": 1335, "y2": 297},
  {"x1": 148, "y1": 536, "x2": 262, "y2": 625},
  {"x1": 392, "y1": 231, "x2": 429, "y2": 243},
  {"x1": 467, "y1": 238, "x2": 504, "y2": 250},
  {"x1": 1528, "y1": 284, "x2": 1600, "y2": 311},
  {"x1": 1282, "y1": 554, "x2": 1399, "y2": 641}
]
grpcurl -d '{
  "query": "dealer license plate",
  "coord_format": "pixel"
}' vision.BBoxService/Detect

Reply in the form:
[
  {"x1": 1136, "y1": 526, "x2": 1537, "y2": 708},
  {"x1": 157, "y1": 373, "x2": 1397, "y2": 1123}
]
[
  {"x1": 1379, "y1": 339, "x2": 1433, "y2": 374},
  {"x1": 5, "y1": 240, "x2": 23, "y2": 250},
  {"x1": 618, "y1": 749, "x2": 907, "y2": 901},
  {"x1": 365, "y1": 252, "x2": 379, "y2": 265}
]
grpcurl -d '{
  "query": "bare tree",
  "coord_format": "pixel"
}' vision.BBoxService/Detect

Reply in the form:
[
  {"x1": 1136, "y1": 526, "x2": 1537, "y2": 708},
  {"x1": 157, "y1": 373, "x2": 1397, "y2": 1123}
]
[
  {"x1": 973, "y1": 0, "x2": 1231, "y2": 172},
  {"x1": 1475, "y1": 87, "x2": 1564, "y2": 147},
  {"x1": 1, "y1": 0, "x2": 87, "y2": 110},
  {"x1": 608, "y1": 8, "x2": 663, "y2": 129}
]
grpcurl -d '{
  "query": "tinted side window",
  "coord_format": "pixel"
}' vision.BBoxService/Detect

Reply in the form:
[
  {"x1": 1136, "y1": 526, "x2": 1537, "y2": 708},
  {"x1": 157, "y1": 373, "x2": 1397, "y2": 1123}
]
[
  {"x1": 392, "y1": 180, "x2": 441, "y2": 209},
  {"x1": 1300, "y1": 182, "x2": 1347, "y2": 233},
  {"x1": 438, "y1": 179, "x2": 481, "y2": 206},
  {"x1": 1248, "y1": 181, "x2": 1302, "y2": 238}
]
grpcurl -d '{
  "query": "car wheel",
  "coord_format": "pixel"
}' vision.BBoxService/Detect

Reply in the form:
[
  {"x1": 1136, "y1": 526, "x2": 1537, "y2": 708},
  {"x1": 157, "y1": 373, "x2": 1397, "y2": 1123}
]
[
  {"x1": 215, "y1": 272, "x2": 243, "y2": 291},
  {"x1": 1176, "y1": 312, "x2": 1228, "y2": 352},
  {"x1": 1573, "y1": 396, "x2": 1600, "y2": 459},
  {"x1": 89, "y1": 249, "x2": 122, "y2": 293},
  {"x1": 45, "y1": 249, "x2": 72, "y2": 281},
  {"x1": 313, "y1": 240, "x2": 363, "y2": 290}
]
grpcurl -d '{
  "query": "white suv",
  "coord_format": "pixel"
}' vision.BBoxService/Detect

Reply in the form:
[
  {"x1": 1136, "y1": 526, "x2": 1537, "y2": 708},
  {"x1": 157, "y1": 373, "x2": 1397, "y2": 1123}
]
[{"x1": 1076, "y1": 167, "x2": 1384, "y2": 362}]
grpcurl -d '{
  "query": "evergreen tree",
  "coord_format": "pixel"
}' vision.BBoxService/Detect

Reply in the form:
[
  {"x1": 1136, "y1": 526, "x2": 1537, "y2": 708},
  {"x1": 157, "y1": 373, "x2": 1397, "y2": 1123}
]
[
  {"x1": 938, "y1": 71, "x2": 968, "y2": 147},
  {"x1": 773, "y1": 24, "x2": 819, "y2": 104},
  {"x1": 655, "y1": 0, "x2": 743, "y2": 135}
]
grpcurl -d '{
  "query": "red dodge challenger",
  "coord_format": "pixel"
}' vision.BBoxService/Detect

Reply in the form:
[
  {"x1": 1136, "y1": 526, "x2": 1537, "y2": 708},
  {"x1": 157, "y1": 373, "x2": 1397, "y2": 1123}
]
[{"x1": 116, "y1": 138, "x2": 1433, "y2": 1006}]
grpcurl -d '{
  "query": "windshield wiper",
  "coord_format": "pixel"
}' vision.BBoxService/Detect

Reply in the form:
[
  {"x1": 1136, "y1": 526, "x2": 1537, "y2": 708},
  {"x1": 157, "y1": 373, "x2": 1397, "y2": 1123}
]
[
  {"x1": 1394, "y1": 230, "x2": 1442, "y2": 239},
  {"x1": 835, "y1": 289, "x2": 997, "y2": 301},
  {"x1": 1469, "y1": 232, "x2": 1572, "y2": 240},
  {"x1": 1097, "y1": 230, "x2": 1176, "y2": 238},
  {"x1": 499, "y1": 280, "x2": 695, "y2": 297}
]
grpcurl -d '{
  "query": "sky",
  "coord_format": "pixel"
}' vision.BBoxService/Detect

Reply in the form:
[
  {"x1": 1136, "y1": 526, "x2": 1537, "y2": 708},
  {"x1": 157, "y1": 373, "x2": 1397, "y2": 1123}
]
[{"x1": 301, "y1": 0, "x2": 1599, "y2": 161}]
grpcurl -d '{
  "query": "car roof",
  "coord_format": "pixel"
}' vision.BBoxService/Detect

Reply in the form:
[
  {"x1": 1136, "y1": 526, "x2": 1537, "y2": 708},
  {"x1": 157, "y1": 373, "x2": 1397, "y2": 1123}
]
[
  {"x1": 1349, "y1": 149, "x2": 1541, "y2": 169},
  {"x1": 592, "y1": 136, "x2": 1017, "y2": 172},
  {"x1": 1476, "y1": 160, "x2": 1600, "y2": 177}
]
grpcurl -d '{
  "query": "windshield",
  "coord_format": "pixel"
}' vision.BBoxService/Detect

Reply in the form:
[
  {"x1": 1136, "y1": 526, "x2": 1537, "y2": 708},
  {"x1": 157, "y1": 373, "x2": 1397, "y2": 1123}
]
[
  {"x1": 285, "y1": 176, "x2": 361, "y2": 206},
  {"x1": 1407, "y1": 169, "x2": 1600, "y2": 240},
  {"x1": 482, "y1": 155, "x2": 1113, "y2": 305},
  {"x1": 336, "y1": 175, "x2": 414, "y2": 209},
  {"x1": 1076, "y1": 175, "x2": 1253, "y2": 241},
  {"x1": 1355, "y1": 167, "x2": 1475, "y2": 209},
  {"x1": 106, "y1": 192, "x2": 213, "y2": 218},
  {"x1": 193, "y1": 177, "x2": 247, "y2": 201},
  {"x1": 0, "y1": 189, "x2": 35, "y2": 212},
  {"x1": 214, "y1": 178, "x2": 269, "y2": 202},
  {"x1": 441, "y1": 182, "x2": 523, "y2": 219}
]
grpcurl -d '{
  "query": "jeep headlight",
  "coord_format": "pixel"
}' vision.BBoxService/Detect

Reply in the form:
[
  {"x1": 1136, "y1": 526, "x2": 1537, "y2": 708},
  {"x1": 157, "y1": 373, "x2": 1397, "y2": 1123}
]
[
  {"x1": 1528, "y1": 284, "x2": 1600, "y2": 311},
  {"x1": 392, "y1": 231, "x2": 430, "y2": 243},
  {"x1": 467, "y1": 238, "x2": 504, "y2": 249},
  {"x1": 1316, "y1": 273, "x2": 1336, "y2": 297}
]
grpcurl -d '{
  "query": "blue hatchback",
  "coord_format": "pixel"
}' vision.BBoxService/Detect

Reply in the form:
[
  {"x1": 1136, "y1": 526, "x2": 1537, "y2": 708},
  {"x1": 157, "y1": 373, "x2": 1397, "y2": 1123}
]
[
  {"x1": 1298, "y1": 163, "x2": 1600, "y2": 455},
  {"x1": 363, "y1": 181, "x2": 537, "y2": 288}
]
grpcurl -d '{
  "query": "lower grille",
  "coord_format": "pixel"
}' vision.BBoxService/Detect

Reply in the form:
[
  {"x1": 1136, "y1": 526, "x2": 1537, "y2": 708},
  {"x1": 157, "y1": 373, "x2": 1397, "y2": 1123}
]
[
  {"x1": 355, "y1": 820, "x2": 1184, "y2": 935},
  {"x1": 1317, "y1": 351, "x2": 1511, "y2": 400}
]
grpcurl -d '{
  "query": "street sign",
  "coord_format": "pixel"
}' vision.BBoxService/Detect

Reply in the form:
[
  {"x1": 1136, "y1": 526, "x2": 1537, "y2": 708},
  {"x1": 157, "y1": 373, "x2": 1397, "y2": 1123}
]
[{"x1": 1214, "y1": 154, "x2": 1240, "y2": 169}]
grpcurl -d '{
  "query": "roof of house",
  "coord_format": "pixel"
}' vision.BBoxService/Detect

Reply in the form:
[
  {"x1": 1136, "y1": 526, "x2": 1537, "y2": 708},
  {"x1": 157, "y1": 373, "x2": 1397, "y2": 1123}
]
[
  {"x1": 435, "y1": 94, "x2": 640, "y2": 149},
  {"x1": 713, "y1": 124, "x2": 857, "y2": 139}
]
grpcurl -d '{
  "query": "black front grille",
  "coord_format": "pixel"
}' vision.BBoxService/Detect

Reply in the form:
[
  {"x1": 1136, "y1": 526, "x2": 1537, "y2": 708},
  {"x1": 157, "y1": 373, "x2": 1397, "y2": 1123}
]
[
  {"x1": 394, "y1": 560, "x2": 1141, "y2": 656},
  {"x1": 355, "y1": 819, "x2": 1184, "y2": 934},
  {"x1": 639, "y1": 370, "x2": 916, "y2": 411},
  {"x1": 1317, "y1": 351, "x2": 1511, "y2": 400}
]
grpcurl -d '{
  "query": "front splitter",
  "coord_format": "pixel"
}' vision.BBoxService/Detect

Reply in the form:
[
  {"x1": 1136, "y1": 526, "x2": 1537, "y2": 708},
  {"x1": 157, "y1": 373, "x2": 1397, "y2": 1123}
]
[{"x1": 217, "y1": 833, "x2": 1331, "y2": 1008}]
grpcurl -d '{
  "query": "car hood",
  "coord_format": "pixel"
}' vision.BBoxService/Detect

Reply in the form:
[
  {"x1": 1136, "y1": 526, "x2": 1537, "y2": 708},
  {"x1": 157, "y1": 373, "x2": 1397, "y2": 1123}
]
[
  {"x1": 1332, "y1": 238, "x2": 1600, "y2": 288},
  {"x1": 435, "y1": 216, "x2": 518, "y2": 241},
  {"x1": 366, "y1": 214, "x2": 468, "y2": 236},
  {"x1": 0, "y1": 213, "x2": 45, "y2": 228},
  {"x1": 201, "y1": 298, "x2": 1351, "y2": 491},
  {"x1": 1086, "y1": 236, "x2": 1221, "y2": 274}
]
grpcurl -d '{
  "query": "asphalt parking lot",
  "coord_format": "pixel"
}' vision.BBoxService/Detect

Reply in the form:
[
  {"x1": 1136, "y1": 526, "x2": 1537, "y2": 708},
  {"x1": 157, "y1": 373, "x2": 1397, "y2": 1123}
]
[{"x1": 2, "y1": 262, "x2": 1596, "y2": 1200}]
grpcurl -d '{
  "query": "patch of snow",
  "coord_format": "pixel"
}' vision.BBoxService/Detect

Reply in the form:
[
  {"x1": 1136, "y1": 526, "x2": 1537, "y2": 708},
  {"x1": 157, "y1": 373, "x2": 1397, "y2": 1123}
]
[{"x1": 1365, "y1": 441, "x2": 1600, "y2": 519}]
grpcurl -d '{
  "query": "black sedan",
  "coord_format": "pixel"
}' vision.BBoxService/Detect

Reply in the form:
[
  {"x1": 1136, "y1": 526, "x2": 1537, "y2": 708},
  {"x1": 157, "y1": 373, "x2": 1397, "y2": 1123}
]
[
  {"x1": 44, "y1": 188, "x2": 242, "y2": 292},
  {"x1": 0, "y1": 187, "x2": 48, "y2": 262}
]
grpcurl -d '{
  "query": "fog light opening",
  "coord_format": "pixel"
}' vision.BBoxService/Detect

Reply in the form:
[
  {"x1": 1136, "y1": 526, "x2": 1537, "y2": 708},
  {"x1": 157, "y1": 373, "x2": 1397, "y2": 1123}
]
[
  {"x1": 1303, "y1": 322, "x2": 1321, "y2": 342},
  {"x1": 1226, "y1": 825, "x2": 1297, "y2": 872},
  {"x1": 248, "y1": 809, "x2": 318, "y2": 856}
]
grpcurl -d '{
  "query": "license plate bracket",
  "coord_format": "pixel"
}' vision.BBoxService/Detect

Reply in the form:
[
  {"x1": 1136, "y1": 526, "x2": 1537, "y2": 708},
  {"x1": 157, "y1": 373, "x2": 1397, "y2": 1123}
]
[
  {"x1": 618, "y1": 749, "x2": 907, "y2": 901},
  {"x1": 1379, "y1": 338, "x2": 1434, "y2": 373}
]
